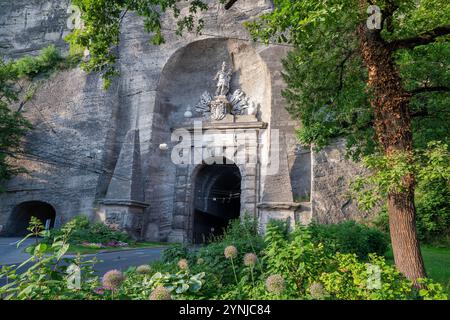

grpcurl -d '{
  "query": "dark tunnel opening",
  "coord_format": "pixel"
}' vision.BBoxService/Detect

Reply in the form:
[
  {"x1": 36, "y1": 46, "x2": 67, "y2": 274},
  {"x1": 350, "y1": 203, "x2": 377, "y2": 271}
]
[
  {"x1": 6, "y1": 201, "x2": 56, "y2": 237},
  {"x1": 193, "y1": 162, "x2": 241, "y2": 243}
]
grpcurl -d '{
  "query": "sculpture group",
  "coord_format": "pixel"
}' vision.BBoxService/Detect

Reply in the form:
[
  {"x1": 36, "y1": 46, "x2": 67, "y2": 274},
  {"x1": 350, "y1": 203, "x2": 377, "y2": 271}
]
[{"x1": 195, "y1": 61, "x2": 256, "y2": 120}]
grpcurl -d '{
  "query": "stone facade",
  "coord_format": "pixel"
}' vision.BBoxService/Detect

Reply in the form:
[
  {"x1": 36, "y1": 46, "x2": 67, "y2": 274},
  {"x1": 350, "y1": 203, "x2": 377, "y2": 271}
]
[{"x1": 0, "y1": 0, "x2": 371, "y2": 242}]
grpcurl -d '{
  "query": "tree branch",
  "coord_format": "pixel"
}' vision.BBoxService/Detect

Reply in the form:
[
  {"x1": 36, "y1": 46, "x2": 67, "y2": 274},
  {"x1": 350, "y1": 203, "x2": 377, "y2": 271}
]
[
  {"x1": 337, "y1": 50, "x2": 355, "y2": 92},
  {"x1": 388, "y1": 25, "x2": 450, "y2": 50},
  {"x1": 409, "y1": 86, "x2": 450, "y2": 95}
]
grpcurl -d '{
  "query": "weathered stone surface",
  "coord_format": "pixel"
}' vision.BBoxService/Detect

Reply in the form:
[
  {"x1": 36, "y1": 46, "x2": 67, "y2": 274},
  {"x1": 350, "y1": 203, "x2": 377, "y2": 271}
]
[{"x1": 311, "y1": 138, "x2": 373, "y2": 224}]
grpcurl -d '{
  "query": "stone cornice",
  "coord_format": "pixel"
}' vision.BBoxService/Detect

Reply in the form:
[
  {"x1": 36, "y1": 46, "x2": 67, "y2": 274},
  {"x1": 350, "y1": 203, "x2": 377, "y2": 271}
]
[
  {"x1": 100, "y1": 199, "x2": 150, "y2": 208},
  {"x1": 257, "y1": 202, "x2": 308, "y2": 210},
  {"x1": 171, "y1": 121, "x2": 268, "y2": 132}
]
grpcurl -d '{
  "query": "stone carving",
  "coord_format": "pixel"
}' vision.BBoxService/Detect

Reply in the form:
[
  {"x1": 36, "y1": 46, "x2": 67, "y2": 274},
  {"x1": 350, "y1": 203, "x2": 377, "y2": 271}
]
[
  {"x1": 195, "y1": 91, "x2": 212, "y2": 117},
  {"x1": 229, "y1": 89, "x2": 250, "y2": 115},
  {"x1": 194, "y1": 61, "x2": 255, "y2": 120},
  {"x1": 214, "y1": 62, "x2": 232, "y2": 96},
  {"x1": 210, "y1": 95, "x2": 231, "y2": 121}
]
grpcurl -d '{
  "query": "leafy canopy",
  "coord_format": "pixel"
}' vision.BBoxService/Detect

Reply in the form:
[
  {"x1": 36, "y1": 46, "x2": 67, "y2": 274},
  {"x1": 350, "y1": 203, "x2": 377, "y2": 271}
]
[{"x1": 246, "y1": 0, "x2": 450, "y2": 157}]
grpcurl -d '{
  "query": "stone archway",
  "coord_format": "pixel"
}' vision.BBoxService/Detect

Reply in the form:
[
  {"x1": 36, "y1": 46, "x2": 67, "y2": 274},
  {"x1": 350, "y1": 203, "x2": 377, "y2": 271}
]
[
  {"x1": 192, "y1": 161, "x2": 241, "y2": 243},
  {"x1": 6, "y1": 201, "x2": 56, "y2": 237}
]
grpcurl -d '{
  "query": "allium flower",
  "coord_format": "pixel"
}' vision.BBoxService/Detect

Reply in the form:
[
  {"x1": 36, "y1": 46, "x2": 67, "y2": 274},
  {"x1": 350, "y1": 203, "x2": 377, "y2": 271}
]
[
  {"x1": 149, "y1": 286, "x2": 172, "y2": 300},
  {"x1": 197, "y1": 258, "x2": 205, "y2": 265},
  {"x1": 309, "y1": 282, "x2": 325, "y2": 299},
  {"x1": 224, "y1": 245, "x2": 238, "y2": 259},
  {"x1": 243, "y1": 253, "x2": 258, "y2": 267},
  {"x1": 102, "y1": 269, "x2": 126, "y2": 291},
  {"x1": 94, "y1": 287, "x2": 105, "y2": 295},
  {"x1": 136, "y1": 265, "x2": 152, "y2": 275},
  {"x1": 178, "y1": 258, "x2": 189, "y2": 270},
  {"x1": 265, "y1": 274, "x2": 285, "y2": 294}
]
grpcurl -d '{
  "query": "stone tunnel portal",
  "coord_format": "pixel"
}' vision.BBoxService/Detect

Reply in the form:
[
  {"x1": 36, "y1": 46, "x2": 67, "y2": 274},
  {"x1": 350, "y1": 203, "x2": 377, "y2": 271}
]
[
  {"x1": 6, "y1": 201, "x2": 56, "y2": 237},
  {"x1": 192, "y1": 162, "x2": 241, "y2": 243}
]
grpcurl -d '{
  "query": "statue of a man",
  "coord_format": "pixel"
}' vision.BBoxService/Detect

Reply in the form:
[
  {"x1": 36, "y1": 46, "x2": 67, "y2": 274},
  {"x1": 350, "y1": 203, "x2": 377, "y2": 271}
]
[{"x1": 214, "y1": 61, "x2": 232, "y2": 96}]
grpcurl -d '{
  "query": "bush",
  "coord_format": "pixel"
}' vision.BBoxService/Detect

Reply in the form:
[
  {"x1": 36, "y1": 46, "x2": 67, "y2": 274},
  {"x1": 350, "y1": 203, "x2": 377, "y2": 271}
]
[
  {"x1": 308, "y1": 220, "x2": 389, "y2": 259},
  {"x1": 45, "y1": 216, "x2": 131, "y2": 246},
  {"x1": 162, "y1": 244, "x2": 190, "y2": 263},
  {"x1": 13, "y1": 45, "x2": 63, "y2": 78}
]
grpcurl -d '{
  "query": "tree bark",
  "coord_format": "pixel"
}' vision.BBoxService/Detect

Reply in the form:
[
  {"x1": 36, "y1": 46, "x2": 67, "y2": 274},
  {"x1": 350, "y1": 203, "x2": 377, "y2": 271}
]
[{"x1": 357, "y1": 17, "x2": 426, "y2": 283}]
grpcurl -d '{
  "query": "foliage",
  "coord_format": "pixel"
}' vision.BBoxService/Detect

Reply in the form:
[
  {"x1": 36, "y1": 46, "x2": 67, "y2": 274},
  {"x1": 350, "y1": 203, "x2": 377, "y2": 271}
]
[
  {"x1": 67, "y1": 0, "x2": 218, "y2": 87},
  {"x1": 0, "y1": 45, "x2": 82, "y2": 188},
  {"x1": 245, "y1": 0, "x2": 449, "y2": 157},
  {"x1": 12, "y1": 45, "x2": 62, "y2": 79},
  {"x1": 44, "y1": 215, "x2": 132, "y2": 246},
  {"x1": 262, "y1": 221, "x2": 333, "y2": 298},
  {"x1": 0, "y1": 218, "x2": 99, "y2": 300},
  {"x1": 308, "y1": 221, "x2": 389, "y2": 259},
  {"x1": 1, "y1": 217, "x2": 447, "y2": 300},
  {"x1": 115, "y1": 268, "x2": 205, "y2": 300},
  {"x1": 320, "y1": 253, "x2": 415, "y2": 300},
  {"x1": 353, "y1": 141, "x2": 450, "y2": 243},
  {"x1": 246, "y1": 2, "x2": 449, "y2": 278},
  {"x1": 162, "y1": 243, "x2": 190, "y2": 263},
  {"x1": 0, "y1": 60, "x2": 31, "y2": 187}
]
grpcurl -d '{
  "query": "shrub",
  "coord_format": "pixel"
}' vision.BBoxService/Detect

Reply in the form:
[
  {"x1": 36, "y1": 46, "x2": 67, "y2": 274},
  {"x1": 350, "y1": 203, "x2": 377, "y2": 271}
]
[
  {"x1": 13, "y1": 45, "x2": 63, "y2": 78},
  {"x1": 162, "y1": 244, "x2": 190, "y2": 263},
  {"x1": 45, "y1": 216, "x2": 131, "y2": 246},
  {"x1": 263, "y1": 221, "x2": 332, "y2": 297},
  {"x1": 308, "y1": 220, "x2": 389, "y2": 259}
]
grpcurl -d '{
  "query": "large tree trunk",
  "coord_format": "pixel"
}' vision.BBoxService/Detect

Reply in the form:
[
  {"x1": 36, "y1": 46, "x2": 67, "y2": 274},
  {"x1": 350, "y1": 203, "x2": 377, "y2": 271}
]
[{"x1": 357, "y1": 21, "x2": 426, "y2": 283}]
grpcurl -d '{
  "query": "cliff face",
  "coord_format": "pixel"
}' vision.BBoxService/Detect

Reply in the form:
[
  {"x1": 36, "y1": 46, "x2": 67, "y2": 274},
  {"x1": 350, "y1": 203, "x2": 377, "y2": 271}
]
[
  {"x1": 0, "y1": 0, "x2": 371, "y2": 241},
  {"x1": 0, "y1": 0, "x2": 71, "y2": 58}
]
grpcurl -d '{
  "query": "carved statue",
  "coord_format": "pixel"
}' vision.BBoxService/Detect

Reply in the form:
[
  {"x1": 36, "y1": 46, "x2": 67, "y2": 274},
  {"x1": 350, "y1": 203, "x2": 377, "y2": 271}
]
[
  {"x1": 193, "y1": 61, "x2": 257, "y2": 120},
  {"x1": 214, "y1": 62, "x2": 232, "y2": 96}
]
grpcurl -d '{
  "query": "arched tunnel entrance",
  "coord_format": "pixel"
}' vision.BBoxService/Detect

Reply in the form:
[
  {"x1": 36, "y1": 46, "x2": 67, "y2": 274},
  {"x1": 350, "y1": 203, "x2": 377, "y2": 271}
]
[
  {"x1": 192, "y1": 162, "x2": 241, "y2": 243},
  {"x1": 6, "y1": 201, "x2": 56, "y2": 237}
]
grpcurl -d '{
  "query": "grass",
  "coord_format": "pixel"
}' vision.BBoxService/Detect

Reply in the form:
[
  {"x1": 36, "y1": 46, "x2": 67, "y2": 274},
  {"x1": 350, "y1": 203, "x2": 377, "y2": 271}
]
[
  {"x1": 386, "y1": 245, "x2": 450, "y2": 295},
  {"x1": 67, "y1": 241, "x2": 168, "y2": 254}
]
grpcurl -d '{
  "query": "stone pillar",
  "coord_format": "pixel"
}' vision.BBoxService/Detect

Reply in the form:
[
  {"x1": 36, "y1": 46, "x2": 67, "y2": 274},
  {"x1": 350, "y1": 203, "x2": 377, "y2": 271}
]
[{"x1": 99, "y1": 128, "x2": 149, "y2": 240}]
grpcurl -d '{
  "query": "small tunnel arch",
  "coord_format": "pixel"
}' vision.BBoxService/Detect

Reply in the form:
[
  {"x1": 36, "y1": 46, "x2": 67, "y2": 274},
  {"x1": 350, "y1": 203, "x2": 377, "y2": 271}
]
[
  {"x1": 6, "y1": 201, "x2": 56, "y2": 237},
  {"x1": 192, "y1": 158, "x2": 241, "y2": 243}
]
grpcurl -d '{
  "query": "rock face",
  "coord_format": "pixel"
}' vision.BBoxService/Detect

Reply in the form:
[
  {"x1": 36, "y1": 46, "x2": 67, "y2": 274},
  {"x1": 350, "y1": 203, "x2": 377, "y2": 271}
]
[{"x1": 0, "y1": 0, "x2": 374, "y2": 241}]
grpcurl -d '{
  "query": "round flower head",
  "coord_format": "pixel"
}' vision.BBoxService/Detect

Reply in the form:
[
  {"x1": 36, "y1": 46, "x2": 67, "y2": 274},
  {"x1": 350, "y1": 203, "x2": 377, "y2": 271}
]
[
  {"x1": 178, "y1": 258, "x2": 189, "y2": 270},
  {"x1": 224, "y1": 245, "x2": 238, "y2": 259},
  {"x1": 197, "y1": 258, "x2": 205, "y2": 265},
  {"x1": 243, "y1": 253, "x2": 258, "y2": 267},
  {"x1": 149, "y1": 286, "x2": 172, "y2": 300},
  {"x1": 265, "y1": 274, "x2": 285, "y2": 294},
  {"x1": 136, "y1": 265, "x2": 152, "y2": 275},
  {"x1": 102, "y1": 269, "x2": 126, "y2": 291},
  {"x1": 309, "y1": 282, "x2": 325, "y2": 299}
]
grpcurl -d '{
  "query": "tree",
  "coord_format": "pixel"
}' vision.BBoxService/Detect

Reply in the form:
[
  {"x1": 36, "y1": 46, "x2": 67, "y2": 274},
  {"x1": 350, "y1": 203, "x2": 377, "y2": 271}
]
[
  {"x1": 0, "y1": 59, "x2": 32, "y2": 189},
  {"x1": 246, "y1": 0, "x2": 449, "y2": 284}
]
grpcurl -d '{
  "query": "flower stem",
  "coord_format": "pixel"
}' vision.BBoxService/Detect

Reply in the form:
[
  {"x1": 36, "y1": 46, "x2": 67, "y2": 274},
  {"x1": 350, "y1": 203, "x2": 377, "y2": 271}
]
[
  {"x1": 250, "y1": 266, "x2": 255, "y2": 286},
  {"x1": 230, "y1": 257, "x2": 238, "y2": 285}
]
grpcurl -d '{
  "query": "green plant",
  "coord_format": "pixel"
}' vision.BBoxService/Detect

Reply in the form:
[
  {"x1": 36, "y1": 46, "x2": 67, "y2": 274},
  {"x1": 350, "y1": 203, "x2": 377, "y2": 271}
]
[
  {"x1": 162, "y1": 244, "x2": 190, "y2": 263},
  {"x1": 45, "y1": 215, "x2": 132, "y2": 246},
  {"x1": 0, "y1": 218, "x2": 99, "y2": 300},
  {"x1": 263, "y1": 221, "x2": 333, "y2": 298},
  {"x1": 308, "y1": 221, "x2": 390, "y2": 259},
  {"x1": 118, "y1": 268, "x2": 205, "y2": 300},
  {"x1": 320, "y1": 253, "x2": 447, "y2": 300}
]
